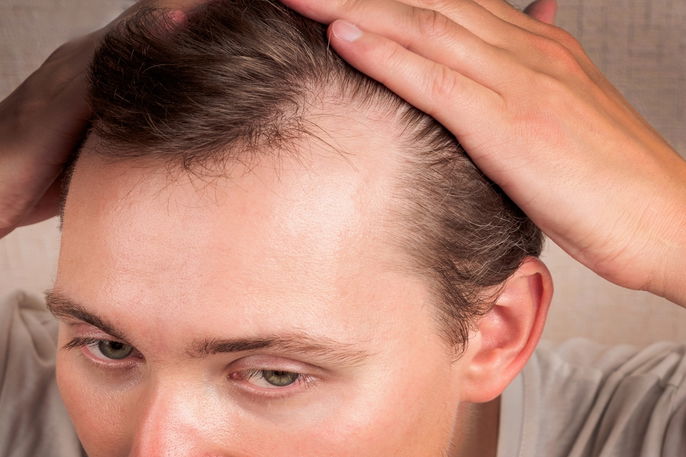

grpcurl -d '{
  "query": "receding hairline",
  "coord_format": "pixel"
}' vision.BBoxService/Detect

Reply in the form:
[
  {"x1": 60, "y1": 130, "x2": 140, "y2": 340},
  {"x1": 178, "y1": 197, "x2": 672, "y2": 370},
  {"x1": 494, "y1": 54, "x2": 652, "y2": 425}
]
[
  {"x1": 57, "y1": 93, "x2": 414, "y2": 230},
  {"x1": 60, "y1": 0, "x2": 544, "y2": 353}
]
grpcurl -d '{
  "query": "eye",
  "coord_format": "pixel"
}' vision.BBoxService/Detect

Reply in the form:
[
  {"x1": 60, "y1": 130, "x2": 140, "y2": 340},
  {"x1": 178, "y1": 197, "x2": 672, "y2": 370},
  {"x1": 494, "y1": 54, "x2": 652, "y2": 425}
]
[
  {"x1": 229, "y1": 367, "x2": 317, "y2": 397},
  {"x1": 225, "y1": 353, "x2": 324, "y2": 399},
  {"x1": 63, "y1": 337, "x2": 140, "y2": 365},
  {"x1": 248, "y1": 369, "x2": 301, "y2": 387},
  {"x1": 93, "y1": 340, "x2": 135, "y2": 360}
]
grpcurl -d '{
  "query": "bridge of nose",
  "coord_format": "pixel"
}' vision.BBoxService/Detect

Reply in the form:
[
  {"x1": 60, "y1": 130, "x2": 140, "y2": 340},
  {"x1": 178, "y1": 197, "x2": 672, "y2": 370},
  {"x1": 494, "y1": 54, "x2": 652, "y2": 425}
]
[{"x1": 126, "y1": 377, "x2": 240, "y2": 457}]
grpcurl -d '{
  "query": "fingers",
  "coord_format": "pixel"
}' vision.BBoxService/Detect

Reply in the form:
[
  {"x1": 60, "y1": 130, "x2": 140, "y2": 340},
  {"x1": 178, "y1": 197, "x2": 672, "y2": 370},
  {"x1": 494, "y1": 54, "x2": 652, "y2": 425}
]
[
  {"x1": 290, "y1": 0, "x2": 531, "y2": 93},
  {"x1": 523, "y1": 0, "x2": 558, "y2": 25},
  {"x1": 282, "y1": 0, "x2": 587, "y2": 78},
  {"x1": 399, "y1": 0, "x2": 546, "y2": 33},
  {"x1": 0, "y1": 70, "x2": 90, "y2": 235},
  {"x1": 281, "y1": 0, "x2": 578, "y2": 84},
  {"x1": 282, "y1": 0, "x2": 549, "y2": 45},
  {"x1": 284, "y1": 0, "x2": 527, "y2": 51},
  {"x1": 388, "y1": 0, "x2": 539, "y2": 51},
  {"x1": 0, "y1": 0, "x2": 202, "y2": 237},
  {"x1": 284, "y1": 0, "x2": 633, "y2": 113},
  {"x1": 328, "y1": 20, "x2": 505, "y2": 141}
]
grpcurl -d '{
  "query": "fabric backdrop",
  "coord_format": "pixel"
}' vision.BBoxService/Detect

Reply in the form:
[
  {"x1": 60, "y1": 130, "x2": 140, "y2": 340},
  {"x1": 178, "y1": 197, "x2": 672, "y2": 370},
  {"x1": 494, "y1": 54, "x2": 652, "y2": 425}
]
[{"x1": 1, "y1": 0, "x2": 685, "y2": 345}]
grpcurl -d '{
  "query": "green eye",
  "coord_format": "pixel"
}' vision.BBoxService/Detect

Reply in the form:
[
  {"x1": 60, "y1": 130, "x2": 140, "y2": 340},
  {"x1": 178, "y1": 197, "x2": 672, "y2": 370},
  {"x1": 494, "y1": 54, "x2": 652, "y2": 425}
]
[
  {"x1": 262, "y1": 370, "x2": 300, "y2": 387},
  {"x1": 98, "y1": 340, "x2": 134, "y2": 360}
]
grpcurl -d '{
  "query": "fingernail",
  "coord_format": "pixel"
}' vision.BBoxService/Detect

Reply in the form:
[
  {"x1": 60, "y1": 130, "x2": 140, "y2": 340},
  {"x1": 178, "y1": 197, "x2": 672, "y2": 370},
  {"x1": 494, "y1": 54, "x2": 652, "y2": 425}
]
[{"x1": 332, "y1": 20, "x2": 363, "y2": 42}]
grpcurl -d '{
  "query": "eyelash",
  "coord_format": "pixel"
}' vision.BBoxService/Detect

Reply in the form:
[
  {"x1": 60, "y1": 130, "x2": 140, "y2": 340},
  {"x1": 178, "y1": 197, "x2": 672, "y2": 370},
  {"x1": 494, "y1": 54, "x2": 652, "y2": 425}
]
[
  {"x1": 63, "y1": 337, "x2": 143, "y2": 368},
  {"x1": 229, "y1": 369, "x2": 317, "y2": 399},
  {"x1": 63, "y1": 337, "x2": 318, "y2": 398}
]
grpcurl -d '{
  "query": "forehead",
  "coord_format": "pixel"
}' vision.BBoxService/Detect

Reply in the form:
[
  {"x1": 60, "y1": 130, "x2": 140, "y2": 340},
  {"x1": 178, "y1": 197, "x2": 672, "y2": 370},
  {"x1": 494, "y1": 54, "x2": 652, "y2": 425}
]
[{"x1": 57, "y1": 122, "x2": 432, "y2": 344}]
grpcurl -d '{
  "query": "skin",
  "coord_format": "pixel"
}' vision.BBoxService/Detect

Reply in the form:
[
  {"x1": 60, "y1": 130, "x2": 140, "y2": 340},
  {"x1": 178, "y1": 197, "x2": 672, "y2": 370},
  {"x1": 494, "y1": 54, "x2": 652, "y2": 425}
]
[
  {"x1": 2, "y1": 0, "x2": 683, "y2": 453},
  {"x1": 52, "y1": 108, "x2": 551, "y2": 457},
  {"x1": 4, "y1": 0, "x2": 684, "y2": 304},
  {"x1": 279, "y1": 0, "x2": 686, "y2": 306}
]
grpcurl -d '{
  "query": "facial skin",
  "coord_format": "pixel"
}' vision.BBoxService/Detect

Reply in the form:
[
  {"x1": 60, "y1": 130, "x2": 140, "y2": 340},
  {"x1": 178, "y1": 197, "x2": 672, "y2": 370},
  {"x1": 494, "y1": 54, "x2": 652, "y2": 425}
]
[{"x1": 52, "y1": 109, "x2": 552, "y2": 457}]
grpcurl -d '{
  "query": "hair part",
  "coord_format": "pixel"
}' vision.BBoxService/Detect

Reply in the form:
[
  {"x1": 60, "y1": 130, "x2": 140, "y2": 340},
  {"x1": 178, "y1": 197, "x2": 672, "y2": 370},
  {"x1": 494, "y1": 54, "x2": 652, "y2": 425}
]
[{"x1": 73, "y1": 0, "x2": 543, "y2": 354}]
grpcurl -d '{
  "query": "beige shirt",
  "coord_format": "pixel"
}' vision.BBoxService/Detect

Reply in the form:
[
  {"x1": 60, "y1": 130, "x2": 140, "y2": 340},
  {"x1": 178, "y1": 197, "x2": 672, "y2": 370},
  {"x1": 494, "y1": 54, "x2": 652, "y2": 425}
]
[
  {"x1": 2, "y1": 290, "x2": 685, "y2": 457},
  {"x1": 0, "y1": 291, "x2": 82, "y2": 457},
  {"x1": 497, "y1": 338, "x2": 686, "y2": 457}
]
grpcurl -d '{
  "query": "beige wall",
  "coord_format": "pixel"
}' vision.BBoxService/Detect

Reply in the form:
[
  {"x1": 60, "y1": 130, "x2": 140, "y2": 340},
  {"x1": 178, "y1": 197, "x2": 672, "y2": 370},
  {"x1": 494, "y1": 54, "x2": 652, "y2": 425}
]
[{"x1": 1, "y1": 0, "x2": 685, "y2": 345}]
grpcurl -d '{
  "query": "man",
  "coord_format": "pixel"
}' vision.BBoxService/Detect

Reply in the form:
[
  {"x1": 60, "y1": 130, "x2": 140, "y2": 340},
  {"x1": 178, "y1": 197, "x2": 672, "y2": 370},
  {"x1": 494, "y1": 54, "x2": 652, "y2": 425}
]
[
  {"x1": 46, "y1": 2, "x2": 553, "y2": 455},
  {"x1": 1, "y1": 1, "x2": 685, "y2": 457}
]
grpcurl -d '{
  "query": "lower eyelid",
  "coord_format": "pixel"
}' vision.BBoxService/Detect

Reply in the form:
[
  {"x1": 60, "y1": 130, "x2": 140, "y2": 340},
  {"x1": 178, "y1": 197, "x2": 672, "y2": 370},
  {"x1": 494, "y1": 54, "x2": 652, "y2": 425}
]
[
  {"x1": 228, "y1": 370, "x2": 318, "y2": 398},
  {"x1": 82, "y1": 350, "x2": 141, "y2": 371},
  {"x1": 76, "y1": 341, "x2": 143, "y2": 368}
]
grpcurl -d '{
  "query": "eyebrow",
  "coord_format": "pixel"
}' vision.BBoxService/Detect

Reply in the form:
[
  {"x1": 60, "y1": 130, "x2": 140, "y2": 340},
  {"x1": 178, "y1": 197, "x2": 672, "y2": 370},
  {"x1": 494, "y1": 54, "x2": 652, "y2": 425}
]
[
  {"x1": 44, "y1": 289, "x2": 371, "y2": 366},
  {"x1": 46, "y1": 289, "x2": 128, "y2": 340}
]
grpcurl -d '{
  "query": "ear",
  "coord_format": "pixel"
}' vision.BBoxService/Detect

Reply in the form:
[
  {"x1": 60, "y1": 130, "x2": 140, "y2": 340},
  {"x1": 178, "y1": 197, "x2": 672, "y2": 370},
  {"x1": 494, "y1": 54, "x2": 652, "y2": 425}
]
[{"x1": 458, "y1": 257, "x2": 553, "y2": 403}]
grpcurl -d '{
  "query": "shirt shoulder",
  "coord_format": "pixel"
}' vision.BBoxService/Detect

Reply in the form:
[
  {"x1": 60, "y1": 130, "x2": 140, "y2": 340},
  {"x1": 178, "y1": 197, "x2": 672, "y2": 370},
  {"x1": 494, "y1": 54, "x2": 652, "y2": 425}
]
[
  {"x1": 0, "y1": 290, "x2": 83, "y2": 457},
  {"x1": 503, "y1": 337, "x2": 686, "y2": 457}
]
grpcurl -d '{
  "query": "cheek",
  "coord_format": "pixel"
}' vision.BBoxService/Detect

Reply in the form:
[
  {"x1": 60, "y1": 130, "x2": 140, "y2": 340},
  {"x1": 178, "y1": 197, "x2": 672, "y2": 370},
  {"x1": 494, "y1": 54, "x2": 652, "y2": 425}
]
[
  {"x1": 55, "y1": 336, "x2": 461, "y2": 457},
  {"x1": 56, "y1": 352, "x2": 133, "y2": 457},
  {"x1": 275, "y1": 369, "x2": 461, "y2": 457},
  {"x1": 56, "y1": 364, "x2": 460, "y2": 457}
]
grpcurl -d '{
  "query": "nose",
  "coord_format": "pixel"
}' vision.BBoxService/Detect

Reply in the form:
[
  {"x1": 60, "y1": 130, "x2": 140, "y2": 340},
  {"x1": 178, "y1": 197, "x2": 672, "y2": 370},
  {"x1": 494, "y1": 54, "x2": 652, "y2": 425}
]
[{"x1": 127, "y1": 378, "x2": 233, "y2": 457}]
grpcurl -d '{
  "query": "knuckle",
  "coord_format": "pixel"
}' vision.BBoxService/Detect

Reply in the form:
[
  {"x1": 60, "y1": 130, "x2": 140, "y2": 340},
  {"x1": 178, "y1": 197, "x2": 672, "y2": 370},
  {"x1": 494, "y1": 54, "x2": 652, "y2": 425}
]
[
  {"x1": 416, "y1": 0, "x2": 449, "y2": 10},
  {"x1": 376, "y1": 40, "x2": 406, "y2": 71},
  {"x1": 551, "y1": 27, "x2": 581, "y2": 48},
  {"x1": 413, "y1": 8, "x2": 454, "y2": 41},
  {"x1": 530, "y1": 35, "x2": 586, "y2": 76},
  {"x1": 427, "y1": 65, "x2": 459, "y2": 107},
  {"x1": 548, "y1": 26, "x2": 584, "y2": 53},
  {"x1": 528, "y1": 34, "x2": 562, "y2": 56}
]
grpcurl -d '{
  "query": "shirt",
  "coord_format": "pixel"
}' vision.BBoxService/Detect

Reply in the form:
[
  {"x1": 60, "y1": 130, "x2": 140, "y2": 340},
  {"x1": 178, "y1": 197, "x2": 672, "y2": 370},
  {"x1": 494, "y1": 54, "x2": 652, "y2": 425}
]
[
  {"x1": 497, "y1": 338, "x2": 686, "y2": 457},
  {"x1": 2, "y1": 290, "x2": 685, "y2": 456},
  {"x1": 0, "y1": 290, "x2": 82, "y2": 457}
]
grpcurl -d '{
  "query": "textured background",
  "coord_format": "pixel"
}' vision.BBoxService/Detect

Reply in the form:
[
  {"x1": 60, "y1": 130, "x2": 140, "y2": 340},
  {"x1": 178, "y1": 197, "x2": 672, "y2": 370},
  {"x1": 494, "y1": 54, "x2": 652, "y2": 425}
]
[{"x1": 1, "y1": 0, "x2": 685, "y2": 345}]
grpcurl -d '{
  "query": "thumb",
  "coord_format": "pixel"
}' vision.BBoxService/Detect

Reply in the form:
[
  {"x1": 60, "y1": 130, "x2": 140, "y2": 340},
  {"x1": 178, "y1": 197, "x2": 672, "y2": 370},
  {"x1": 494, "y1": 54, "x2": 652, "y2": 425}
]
[{"x1": 523, "y1": 0, "x2": 558, "y2": 25}]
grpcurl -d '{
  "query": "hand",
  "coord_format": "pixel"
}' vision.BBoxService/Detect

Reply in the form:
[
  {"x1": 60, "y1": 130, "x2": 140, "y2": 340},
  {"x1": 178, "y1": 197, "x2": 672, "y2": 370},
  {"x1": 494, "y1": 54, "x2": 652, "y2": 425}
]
[
  {"x1": 279, "y1": 0, "x2": 686, "y2": 305},
  {"x1": 0, "y1": 0, "x2": 192, "y2": 239}
]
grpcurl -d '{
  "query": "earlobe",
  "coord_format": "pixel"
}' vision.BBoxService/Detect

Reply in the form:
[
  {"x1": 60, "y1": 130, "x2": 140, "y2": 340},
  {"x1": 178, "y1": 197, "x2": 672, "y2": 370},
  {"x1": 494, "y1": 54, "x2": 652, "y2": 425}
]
[{"x1": 459, "y1": 257, "x2": 553, "y2": 403}]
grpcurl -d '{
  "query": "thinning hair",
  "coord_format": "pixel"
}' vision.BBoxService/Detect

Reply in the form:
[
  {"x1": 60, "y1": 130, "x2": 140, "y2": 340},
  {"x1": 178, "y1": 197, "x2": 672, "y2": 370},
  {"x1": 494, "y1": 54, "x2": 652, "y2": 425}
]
[{"x1": 67, "y1": 0, "x2": 543, "y2": 353}]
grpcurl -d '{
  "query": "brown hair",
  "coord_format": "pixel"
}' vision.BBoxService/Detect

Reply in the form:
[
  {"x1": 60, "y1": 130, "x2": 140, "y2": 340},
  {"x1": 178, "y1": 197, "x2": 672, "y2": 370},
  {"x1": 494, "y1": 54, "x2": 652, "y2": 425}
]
[{"x1": 76, "y1": 0, "x2": 543, "y2": 353}]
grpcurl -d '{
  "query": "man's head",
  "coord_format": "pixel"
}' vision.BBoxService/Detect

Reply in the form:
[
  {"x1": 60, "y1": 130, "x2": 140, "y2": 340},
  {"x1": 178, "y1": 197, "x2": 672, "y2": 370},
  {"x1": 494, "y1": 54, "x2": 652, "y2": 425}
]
[{"x1": 50, "y1": 1, "x2": 552, "y2": 456}]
